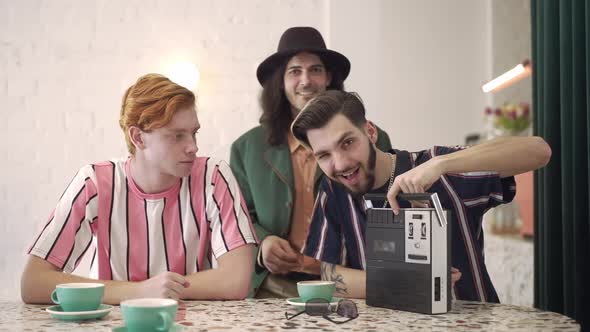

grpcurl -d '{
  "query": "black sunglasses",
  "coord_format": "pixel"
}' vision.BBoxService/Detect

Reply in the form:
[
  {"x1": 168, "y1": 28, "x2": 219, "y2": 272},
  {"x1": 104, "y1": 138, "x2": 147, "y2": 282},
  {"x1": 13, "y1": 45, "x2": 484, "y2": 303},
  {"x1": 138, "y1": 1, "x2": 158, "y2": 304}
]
[{"x1": 285, "y1": 298, "x2": 358, "y2": 324}]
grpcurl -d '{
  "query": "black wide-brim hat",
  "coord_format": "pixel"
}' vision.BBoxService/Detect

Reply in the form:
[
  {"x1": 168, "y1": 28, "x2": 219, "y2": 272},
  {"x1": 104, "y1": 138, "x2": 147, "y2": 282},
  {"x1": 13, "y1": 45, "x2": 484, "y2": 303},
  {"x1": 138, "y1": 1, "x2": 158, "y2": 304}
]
[{"x1": 256, "y1": 27, "x2": 351, "y2": 86}]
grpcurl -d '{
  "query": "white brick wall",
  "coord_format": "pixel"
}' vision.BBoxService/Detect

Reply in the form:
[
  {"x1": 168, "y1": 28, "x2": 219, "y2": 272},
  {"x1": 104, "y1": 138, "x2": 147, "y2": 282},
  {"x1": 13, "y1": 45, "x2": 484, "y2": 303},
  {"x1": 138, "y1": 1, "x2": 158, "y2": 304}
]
[{"x1": 0, "y1": 0, "x2": 326, "y2": 300}]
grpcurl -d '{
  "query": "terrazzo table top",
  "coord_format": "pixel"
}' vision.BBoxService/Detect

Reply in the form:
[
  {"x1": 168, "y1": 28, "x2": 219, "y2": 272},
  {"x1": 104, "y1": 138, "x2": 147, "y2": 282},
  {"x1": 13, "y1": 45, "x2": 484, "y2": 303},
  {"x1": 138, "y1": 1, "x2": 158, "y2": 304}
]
[{"x1": 0, "y1": 299, "x2": 579, "y2": 331}]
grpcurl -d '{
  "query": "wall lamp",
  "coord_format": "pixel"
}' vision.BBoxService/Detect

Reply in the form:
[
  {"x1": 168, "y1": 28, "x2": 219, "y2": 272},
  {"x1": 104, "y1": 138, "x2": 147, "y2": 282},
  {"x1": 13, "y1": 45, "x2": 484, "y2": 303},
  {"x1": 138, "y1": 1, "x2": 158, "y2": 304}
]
[{"x1": 482, "y1": 59, "x2": 531, "y2": 93}]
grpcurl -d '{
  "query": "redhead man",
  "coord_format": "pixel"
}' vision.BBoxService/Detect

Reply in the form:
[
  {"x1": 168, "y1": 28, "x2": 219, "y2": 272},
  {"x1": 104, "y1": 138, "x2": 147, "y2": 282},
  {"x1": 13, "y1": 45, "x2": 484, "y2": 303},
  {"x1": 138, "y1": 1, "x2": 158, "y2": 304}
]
[{"x1": 21, "y1": 74, "x2": 257, "y2": 304}]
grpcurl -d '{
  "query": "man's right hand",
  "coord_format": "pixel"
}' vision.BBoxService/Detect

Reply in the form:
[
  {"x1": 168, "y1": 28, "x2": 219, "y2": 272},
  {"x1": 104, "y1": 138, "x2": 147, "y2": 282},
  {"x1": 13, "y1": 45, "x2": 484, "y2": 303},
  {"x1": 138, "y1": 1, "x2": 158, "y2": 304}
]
[
  {"x1": 135, "y1": 271, "x2": 190, "y2": 300},
  {"x1": 260, "y1": 235, "x2": 302, "y2": 274}
]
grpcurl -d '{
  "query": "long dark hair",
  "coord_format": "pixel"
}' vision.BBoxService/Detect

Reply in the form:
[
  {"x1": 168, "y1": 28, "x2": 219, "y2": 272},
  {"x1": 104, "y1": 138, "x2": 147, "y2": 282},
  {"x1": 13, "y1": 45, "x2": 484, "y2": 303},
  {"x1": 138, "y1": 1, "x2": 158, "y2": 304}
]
[{"x1": 259, "y1": 54, "x2": 345, "y2": 146}]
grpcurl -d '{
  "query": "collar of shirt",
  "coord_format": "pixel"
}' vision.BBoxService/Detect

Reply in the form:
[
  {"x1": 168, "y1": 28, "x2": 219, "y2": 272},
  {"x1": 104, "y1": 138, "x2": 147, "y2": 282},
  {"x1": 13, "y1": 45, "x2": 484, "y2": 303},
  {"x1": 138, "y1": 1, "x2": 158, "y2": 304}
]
[
  {"x1": 365, "y1": 149, "x2": 411, "y2": 209},
  {"x1": 287, "y1": 131, "x2": 310, "y2": 155}
]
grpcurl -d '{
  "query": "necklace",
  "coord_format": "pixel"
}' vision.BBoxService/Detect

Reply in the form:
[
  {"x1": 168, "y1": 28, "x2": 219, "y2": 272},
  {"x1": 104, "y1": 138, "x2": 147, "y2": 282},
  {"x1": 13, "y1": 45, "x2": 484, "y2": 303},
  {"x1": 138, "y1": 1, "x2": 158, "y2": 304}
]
[{"x1": 383, "y1": 153, "x2": 396, "y2": 208}]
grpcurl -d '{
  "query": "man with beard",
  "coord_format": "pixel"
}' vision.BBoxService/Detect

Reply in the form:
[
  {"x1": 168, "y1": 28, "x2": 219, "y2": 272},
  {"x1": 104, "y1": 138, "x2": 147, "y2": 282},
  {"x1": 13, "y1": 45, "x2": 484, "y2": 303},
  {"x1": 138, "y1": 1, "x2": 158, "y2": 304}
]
[
  {"x1": 291, "y1": 90, "x2": 552, "y2": 302},
  {"x1": 230, "y1": 27, "x2": 392, "y2": 298}
]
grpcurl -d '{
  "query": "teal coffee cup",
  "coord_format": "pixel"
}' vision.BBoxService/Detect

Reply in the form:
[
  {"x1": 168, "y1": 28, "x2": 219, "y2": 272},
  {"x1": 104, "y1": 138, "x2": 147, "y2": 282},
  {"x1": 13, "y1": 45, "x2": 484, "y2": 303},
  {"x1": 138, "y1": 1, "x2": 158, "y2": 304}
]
[
  {"x1": 121, "y1": 298, "x2": 178, "y2": 332},
  {"x1": 297, "y1": 280, "x2": 336, "y2": 302},
  {"x1": 51, "y1": 283, "x2": 104, "y2": 312}
]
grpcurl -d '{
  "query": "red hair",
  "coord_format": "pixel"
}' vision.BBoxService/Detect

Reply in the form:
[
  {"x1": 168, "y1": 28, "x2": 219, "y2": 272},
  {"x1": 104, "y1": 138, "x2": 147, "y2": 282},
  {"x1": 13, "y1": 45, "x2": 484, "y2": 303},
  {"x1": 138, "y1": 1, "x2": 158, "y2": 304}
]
[{"x1": 119, "y1": 74, "x2": 196, "y2": 154}]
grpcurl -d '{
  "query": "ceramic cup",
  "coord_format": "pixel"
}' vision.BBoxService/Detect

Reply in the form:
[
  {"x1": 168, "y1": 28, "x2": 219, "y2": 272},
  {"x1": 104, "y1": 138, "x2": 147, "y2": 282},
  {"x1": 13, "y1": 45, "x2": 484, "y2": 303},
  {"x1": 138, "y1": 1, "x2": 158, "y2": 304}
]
[
  {"x1": 297, "y1": 280, "x2": 336, "y2": 302},
  {"x1": 50, "y1": 283, "x2": 104, "y2": 312},
  {"x1": 121, "y1": 298, "x2": 178, "y2": 332}
]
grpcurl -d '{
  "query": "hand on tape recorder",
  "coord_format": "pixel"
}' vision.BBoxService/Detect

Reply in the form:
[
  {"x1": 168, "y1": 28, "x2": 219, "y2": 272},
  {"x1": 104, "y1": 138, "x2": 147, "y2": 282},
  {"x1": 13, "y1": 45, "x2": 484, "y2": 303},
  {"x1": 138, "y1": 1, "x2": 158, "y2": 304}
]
[{"x1": 387, "y1": 158, "x2": 443, "y2": 214}]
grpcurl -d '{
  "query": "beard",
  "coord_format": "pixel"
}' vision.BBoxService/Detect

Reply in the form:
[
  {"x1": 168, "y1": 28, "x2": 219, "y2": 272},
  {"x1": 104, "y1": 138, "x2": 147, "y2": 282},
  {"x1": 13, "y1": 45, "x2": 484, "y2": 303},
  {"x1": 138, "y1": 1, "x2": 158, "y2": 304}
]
[{"x1": 345, "y1": 140, "x2": 377, "y2": 198}]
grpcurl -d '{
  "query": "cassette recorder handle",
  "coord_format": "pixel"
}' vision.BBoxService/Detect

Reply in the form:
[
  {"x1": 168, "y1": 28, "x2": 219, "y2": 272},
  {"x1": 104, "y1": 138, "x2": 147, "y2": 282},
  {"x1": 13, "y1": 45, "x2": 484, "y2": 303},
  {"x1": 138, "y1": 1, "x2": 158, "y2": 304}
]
[
  {"x1": 397, "y1": 193, "x2": 434, "y2": 202},
  {"x1": 363, "y1": 193, "x2": 387, "y2": 201}
]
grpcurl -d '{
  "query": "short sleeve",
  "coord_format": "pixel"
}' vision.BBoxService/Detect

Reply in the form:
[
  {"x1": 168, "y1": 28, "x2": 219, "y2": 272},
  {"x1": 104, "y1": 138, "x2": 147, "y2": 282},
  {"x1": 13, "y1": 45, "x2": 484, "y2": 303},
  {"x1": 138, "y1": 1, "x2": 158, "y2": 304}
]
[{"x1": 28, "y1": 164, "x2": 98, "y2": 272}]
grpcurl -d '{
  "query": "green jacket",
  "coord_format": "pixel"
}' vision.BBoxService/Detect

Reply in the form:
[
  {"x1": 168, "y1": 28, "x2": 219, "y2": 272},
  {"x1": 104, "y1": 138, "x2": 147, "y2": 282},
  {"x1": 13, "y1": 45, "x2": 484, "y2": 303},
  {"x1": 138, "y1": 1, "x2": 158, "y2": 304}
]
[{"x1": 229, "y1": 125, "x2": 392, "y2": 296}]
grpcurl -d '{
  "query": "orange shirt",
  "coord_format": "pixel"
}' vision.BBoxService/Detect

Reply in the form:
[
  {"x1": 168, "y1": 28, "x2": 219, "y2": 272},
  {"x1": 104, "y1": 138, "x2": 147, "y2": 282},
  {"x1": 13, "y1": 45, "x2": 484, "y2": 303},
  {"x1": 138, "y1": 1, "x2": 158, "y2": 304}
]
[{"x1": 287, "y1": 133, "x2": 320, "y2": 274}]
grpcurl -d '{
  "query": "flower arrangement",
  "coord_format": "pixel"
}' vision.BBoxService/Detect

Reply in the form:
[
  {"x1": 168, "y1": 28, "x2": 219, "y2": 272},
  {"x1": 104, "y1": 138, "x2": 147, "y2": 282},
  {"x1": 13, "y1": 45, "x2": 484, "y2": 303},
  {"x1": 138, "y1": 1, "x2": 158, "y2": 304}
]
[{"x1": 485, "y1": 103, "x2": 531, "y2": 135}]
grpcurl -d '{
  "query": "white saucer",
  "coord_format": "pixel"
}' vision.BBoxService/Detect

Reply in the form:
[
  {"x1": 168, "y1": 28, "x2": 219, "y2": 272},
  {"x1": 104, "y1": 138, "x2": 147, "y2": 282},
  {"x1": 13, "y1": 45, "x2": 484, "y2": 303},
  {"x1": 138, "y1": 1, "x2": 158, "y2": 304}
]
[
  {"x1": 286, "y1": 297, "x2": 342, "y2": 307},
  {"x1": 46, "y1": 304, "x2": 113, "y2": 321},
  {"x1": 112, "y1": 323, "x2": 184, "y2": 331}
]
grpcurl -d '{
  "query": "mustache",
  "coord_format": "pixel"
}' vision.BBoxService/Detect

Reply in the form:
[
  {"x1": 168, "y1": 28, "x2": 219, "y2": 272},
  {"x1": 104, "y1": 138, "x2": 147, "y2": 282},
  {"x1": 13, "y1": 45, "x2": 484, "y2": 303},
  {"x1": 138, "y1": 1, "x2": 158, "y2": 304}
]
[
  {"x1": 335, "y1": 166, "x2": 359, "y2": 176},
  {"x1": 296, "y1": 89, "x2": 318, "y2": 93}
]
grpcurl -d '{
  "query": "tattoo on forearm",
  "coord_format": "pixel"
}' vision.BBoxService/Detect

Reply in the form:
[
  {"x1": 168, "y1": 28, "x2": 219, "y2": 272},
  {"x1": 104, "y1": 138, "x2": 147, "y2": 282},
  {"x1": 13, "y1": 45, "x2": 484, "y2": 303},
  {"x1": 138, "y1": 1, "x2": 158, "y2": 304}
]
[{"x1": 321, "y1": 262, "x2": 348, "y2": 295}]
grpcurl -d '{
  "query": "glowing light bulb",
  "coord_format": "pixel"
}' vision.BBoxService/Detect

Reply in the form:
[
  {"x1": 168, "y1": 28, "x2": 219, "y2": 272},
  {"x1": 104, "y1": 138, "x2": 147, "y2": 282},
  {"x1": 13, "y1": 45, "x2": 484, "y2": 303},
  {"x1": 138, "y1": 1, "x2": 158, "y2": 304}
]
[{"x1": 167, "y1": 61, "x2": 200, "y2": 91}]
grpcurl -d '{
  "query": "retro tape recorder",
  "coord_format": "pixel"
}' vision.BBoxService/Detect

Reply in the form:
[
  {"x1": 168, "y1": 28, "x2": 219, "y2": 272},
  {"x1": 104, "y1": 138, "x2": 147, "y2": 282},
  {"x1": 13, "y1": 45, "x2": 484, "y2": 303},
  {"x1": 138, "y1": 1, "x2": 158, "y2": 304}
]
[{"x1": 365, "y1": 193, "x2": 451, "y2": 314}]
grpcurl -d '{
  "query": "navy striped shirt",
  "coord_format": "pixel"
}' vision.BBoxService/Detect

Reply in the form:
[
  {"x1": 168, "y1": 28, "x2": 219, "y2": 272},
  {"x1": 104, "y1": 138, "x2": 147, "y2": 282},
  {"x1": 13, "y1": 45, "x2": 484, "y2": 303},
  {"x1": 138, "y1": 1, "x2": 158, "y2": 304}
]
[{"x1": 302, "y1": 147, "x2": 516, "y2": 303}]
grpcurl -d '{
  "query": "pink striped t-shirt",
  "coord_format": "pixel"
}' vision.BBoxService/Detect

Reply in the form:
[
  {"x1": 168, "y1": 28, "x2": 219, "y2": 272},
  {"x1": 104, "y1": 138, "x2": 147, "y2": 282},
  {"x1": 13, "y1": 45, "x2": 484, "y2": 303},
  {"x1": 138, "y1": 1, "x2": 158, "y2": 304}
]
[{"x1": 28, "y1": 157, "x2": 258, "y2": 281}]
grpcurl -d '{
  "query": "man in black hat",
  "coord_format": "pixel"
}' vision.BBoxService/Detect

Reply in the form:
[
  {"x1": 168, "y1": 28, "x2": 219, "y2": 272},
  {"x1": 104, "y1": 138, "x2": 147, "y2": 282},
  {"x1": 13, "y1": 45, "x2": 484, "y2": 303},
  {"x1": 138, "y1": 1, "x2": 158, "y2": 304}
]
[{"x1": 230, "y1": 27, "x2": 392, "y2": 298}]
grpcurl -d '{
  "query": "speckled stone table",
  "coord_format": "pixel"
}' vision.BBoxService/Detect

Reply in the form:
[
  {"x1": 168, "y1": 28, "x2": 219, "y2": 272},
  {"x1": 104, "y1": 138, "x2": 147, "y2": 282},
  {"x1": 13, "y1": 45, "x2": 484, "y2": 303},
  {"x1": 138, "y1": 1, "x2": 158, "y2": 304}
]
[{"x1": 0, "y1": 299, "x2": 579, "y2": 331}]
